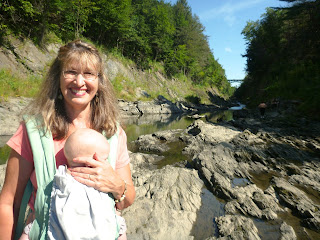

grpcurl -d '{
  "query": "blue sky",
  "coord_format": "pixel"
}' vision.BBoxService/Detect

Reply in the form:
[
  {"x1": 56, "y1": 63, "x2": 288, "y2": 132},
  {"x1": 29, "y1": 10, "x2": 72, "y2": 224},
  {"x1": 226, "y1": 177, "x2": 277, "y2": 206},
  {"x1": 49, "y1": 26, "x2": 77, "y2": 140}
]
[{"x1": 168, "y1": 0, "x2": 288, "y2": 86}]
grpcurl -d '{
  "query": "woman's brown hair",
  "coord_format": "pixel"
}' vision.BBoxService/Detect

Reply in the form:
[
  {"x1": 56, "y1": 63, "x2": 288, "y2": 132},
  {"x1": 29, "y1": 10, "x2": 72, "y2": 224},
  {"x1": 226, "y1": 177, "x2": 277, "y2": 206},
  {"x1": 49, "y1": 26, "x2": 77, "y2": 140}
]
[{"x1": 26, "y1": 40, "x2": 119, "y2": 139}]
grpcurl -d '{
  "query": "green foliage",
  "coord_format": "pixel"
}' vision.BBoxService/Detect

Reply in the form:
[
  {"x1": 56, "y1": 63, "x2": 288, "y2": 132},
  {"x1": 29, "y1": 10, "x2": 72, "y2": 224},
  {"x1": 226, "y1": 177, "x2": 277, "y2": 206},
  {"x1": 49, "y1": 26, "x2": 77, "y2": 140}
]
[
  {"x1": 237, "y1": 0, "x2": 320, "y2": 117},
  {"x1": 0, "y1": 0, "x2": 233, "y2": 98},
  {"x1": 0, "y1": 145, "x2": 11, "y2": 164},
  {"x1": 0, "y1": 69, "x2": 42, "y2": 99}
]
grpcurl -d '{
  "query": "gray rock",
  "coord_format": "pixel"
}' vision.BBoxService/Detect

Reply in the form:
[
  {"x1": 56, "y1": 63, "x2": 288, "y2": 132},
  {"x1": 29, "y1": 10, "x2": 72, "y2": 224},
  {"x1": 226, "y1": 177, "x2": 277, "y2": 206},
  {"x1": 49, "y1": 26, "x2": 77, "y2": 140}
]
[
  {"x1": 133, "y1": 129, "x2": 182, "y2": 153},
  {"x1": 301, "y1": 217, "x2": 320, "y2": 233},
  {"x1": 0, "y1": 97, "x2": 31, "y2": 138},
  {"x1": 271, "y1": 177, "x2": 320, "y2": 219},
  {"x1": 0, "y1": 163, "x2": 7, "y2": 191},
  {"x1": 122, "y1": 165, "x2": 203, "y2": 240},
  {"x1": 215, "y1": 215, "x2": 261, "y2": 240},
  {"x1": 280, "y1": 222, "x2": 297, "y2": 240}
]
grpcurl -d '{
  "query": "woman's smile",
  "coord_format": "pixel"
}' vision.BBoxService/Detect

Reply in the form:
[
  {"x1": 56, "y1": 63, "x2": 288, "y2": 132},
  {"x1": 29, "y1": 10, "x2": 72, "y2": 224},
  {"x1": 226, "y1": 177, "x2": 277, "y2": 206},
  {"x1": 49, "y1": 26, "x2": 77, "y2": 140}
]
[{"x1": 70, "y1": 87, "x2": 88, "y2": 96}]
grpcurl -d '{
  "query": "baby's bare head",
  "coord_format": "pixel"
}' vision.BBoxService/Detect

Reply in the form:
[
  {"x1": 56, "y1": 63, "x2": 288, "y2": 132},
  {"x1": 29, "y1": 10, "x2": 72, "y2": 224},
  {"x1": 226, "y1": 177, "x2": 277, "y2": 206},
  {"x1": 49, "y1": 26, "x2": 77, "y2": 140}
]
[{"x1": 64, "y1": 128, "x2": 110, "y2": 167}]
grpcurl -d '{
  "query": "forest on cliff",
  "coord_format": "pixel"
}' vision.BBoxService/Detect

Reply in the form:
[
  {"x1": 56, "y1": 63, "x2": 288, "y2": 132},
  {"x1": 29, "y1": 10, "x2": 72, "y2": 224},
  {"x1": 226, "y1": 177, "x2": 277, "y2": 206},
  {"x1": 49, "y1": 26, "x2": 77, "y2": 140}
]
[
  {"x1": 236, "y1": 0, "x2": 320, "y2": 116},
  {"x1": 0, "y1": 0, "x2": 233, "y2": 97}
]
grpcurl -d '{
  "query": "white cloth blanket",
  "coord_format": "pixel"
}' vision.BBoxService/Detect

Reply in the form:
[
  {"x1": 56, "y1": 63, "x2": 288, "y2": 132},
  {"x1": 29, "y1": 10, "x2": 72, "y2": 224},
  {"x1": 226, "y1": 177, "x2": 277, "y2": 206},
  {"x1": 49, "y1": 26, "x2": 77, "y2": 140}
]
[{"x1": 47, "y1": 165, "x2": 120, "y2": 240}]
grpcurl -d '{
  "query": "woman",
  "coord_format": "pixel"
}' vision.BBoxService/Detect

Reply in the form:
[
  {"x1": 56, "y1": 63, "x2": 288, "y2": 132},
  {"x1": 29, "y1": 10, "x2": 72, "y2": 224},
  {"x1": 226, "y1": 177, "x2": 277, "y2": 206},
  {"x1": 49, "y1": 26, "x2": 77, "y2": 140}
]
[{"x1": 0, "y1": 40, "x2": 135, "y2": 239}]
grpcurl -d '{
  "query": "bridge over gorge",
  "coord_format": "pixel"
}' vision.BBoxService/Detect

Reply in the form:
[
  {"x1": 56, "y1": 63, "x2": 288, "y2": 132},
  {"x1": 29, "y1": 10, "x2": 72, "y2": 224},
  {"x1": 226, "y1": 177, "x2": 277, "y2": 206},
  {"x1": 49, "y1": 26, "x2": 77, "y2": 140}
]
[
  {"x1": 228, "y1": 79, "x2": 243, "y2": 87},
  {"x1": 228, "y1": 79, "x2": 244, "y2": 83}
]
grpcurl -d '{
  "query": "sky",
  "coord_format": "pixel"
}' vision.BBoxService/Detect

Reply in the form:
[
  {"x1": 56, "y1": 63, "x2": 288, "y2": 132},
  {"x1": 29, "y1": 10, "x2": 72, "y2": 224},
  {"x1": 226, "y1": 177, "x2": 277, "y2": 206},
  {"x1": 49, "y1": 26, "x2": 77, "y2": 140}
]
[{"x1": 168, "y1": 0, "x2": 288, "y2": 86}]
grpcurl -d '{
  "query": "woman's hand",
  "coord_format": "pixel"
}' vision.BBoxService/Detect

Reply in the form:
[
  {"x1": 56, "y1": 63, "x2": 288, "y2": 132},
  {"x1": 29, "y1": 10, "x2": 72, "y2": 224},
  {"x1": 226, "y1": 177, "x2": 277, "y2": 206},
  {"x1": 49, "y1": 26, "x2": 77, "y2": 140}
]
[{"x1": 68, "y1": 153, "x2": 126, "y2": 200}]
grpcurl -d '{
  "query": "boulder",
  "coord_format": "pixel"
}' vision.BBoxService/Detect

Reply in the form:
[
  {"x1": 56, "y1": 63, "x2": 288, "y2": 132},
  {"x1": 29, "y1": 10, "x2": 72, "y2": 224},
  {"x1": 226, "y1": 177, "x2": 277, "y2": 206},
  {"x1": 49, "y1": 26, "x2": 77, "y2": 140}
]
[
  {"x1": 122, "y1": 164, "x2": 204, "y2": 240},
  {"x1": 215, "y1": 215, "x2": 260, "y2": 240}
]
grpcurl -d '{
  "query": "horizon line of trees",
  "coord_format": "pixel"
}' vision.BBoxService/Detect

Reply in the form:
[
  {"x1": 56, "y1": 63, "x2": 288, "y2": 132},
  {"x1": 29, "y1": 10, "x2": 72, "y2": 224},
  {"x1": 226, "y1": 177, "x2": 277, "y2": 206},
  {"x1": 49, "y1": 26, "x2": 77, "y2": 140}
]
[
  {"x1": 0, "y1": 0, "x2": 233, "y2": 96},
  {"x1": 236, "y1": 0, "x2": 319, "y2": 115}
]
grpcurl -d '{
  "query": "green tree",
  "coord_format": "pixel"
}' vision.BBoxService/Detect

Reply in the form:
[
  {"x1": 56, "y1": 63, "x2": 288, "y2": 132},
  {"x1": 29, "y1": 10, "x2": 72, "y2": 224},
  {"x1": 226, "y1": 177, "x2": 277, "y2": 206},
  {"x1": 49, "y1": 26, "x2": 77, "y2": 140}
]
[
  {"x1": 54, "y1": 0, "x2": 96, "y2": 40},
  {"x1": 238, "y1": 0, "x2": 320, "y2": 115},
  {"x1": 87, "y1": 0, "x2": 132, "y2": 49},
  {"x1": 148, "y1": 1, "x2": 175, "y2": 61}
]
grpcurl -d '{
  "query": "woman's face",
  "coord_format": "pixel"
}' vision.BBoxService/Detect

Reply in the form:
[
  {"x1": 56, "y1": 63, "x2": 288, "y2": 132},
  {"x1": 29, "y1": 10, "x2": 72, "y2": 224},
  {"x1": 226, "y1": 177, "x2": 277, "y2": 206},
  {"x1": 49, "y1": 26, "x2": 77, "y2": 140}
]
[{"x1": 60, "y1": 60, "x2": 99, "y2": 113}]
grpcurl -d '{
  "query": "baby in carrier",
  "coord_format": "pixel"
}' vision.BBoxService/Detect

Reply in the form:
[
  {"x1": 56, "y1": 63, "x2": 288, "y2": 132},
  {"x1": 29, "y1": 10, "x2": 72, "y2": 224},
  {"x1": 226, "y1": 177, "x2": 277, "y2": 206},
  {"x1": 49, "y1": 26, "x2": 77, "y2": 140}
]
[{"x1": 20, "y1": 128, "x2": 126, "y2": 240}]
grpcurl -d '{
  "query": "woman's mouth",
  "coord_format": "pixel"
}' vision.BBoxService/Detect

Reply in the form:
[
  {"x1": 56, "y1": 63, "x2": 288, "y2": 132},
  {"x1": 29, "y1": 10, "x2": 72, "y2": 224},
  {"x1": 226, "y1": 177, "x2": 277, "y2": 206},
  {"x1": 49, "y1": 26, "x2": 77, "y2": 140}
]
[{"x1": 70, "y1": 88, "x2": 87, "y2": 96}]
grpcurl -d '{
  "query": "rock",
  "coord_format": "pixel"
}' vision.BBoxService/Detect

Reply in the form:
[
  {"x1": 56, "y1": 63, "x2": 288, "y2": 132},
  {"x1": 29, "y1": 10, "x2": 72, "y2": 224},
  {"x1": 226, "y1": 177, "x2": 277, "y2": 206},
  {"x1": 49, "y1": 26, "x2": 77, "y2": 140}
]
[
  {"x1": 0, "y1": 37, "x2": 58, "y2": 74},
  {"x1": 129, "y1": 152, "x2": 164, "y2": 173},
  {"x1": 280, "y1": 222, "x2": 297, "y2": 240},
  {"x1": 0, "y1": 97, "x2": 31, "y2": 138},
  {"x1": 133, "y1": 129, "x2": 183, "y2": 153},
  {"x1": 301, "y1": 216, "x2": 320, "y2": 233},
  {"x1": 186, "y1": 120, "x2": 241, "y2": 144},
  {"x1": 122, "y1": 165, "x2": 204, "y2": 240},
  {"x1": 288, "y1": 163, "x2": 320, "y2": 194},
  {"x1": 0, "y1": 163, "x2": 7, "y2": 191},
  {"x1": 118, "y1": 100, "x2": 142, "y2": 116},
  {"x1": 271, "y1": 177, "x2": 319, "y2": 219},
  {"x1": 232, "y1": 109, "x2": 249, "y2": 119},
  {"x1": 134, "y1": 134, "x2": 168, "y2": 153},
  {"x1": 215, "y1": 215, "x2": 261, "y2": 240},
  {"x1": 224, "y1": 185, "x2": 280, "y2": 220},
  {"x1": 135, "y1": 87, "x2": 150, "y2": 98}
]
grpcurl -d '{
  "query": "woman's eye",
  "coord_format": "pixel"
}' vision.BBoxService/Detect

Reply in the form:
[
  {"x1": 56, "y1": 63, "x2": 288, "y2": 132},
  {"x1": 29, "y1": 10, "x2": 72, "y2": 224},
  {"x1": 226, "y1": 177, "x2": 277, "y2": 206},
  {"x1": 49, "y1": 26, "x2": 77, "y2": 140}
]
[
  {"x1": 84, "y1": 72, "x2": 94, "y2": 76},
  {"x1": 66, "y1": 70, "x2": 77, "y2": 75}
]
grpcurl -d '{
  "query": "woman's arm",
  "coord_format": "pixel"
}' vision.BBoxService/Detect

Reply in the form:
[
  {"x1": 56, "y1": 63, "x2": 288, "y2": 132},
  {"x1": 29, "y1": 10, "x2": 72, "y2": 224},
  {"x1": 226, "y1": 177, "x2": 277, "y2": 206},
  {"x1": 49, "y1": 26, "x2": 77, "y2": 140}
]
[
  {"x1": 114, "y1": 163, "x2": 135, "y2": 210},
  {"x1": 0, "y1": 150, "x2": 33, "y2": 239}
]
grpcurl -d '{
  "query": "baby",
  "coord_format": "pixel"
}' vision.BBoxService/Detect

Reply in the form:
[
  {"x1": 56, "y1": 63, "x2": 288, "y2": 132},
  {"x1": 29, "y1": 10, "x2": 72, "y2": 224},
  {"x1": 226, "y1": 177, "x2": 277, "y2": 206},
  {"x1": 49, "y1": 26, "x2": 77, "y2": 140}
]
[
  {"x1": 20, "y1": 129, "x2": 126, "y2": 240},
  {"x1": 64, "y1": 128, "x2": 110, "y2": 168}
]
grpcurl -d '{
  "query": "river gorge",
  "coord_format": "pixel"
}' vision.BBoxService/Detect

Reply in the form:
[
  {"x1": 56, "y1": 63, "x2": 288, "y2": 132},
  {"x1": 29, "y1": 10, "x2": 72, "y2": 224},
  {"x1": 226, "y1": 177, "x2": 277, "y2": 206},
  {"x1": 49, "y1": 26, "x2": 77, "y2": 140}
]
[{"x1": 1, "y1": 97, "x2": 320, "y2": 240}]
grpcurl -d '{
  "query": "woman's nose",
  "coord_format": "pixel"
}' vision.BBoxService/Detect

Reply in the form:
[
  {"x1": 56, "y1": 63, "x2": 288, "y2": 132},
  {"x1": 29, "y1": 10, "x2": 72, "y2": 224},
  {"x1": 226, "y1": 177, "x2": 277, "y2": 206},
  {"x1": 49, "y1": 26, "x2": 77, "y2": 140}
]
[{"x1": 74, "y1": 73, "x2": 85, "y2": 86}]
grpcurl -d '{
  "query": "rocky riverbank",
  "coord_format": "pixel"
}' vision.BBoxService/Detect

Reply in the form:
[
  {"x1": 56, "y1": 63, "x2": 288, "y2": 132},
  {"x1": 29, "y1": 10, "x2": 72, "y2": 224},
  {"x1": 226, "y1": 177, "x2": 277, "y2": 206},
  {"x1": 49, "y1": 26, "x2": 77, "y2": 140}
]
[
  {"x1": 123, "y1": 108, "x2": 320, "y2": 239},
  {"x1": 1, "y1": 97, "x2": 320, "y2": 239},
  {"x1": 0, "y1": 96, "x2": 230, "y2": 141}
]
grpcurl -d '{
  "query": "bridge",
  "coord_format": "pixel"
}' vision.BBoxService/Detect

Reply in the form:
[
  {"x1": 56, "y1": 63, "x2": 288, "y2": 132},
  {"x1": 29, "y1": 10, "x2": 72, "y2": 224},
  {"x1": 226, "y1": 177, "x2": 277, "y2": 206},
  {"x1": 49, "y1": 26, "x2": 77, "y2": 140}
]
[{"x1": 228, "y1": 79, "x2": 244, "y2": 83}]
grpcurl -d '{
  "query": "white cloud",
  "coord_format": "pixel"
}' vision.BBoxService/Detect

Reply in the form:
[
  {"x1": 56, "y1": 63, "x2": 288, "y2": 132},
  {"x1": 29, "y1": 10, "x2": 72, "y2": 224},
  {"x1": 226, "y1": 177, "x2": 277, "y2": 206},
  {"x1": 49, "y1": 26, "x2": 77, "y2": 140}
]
[
  {"x1": 200, "y1": 0, "x2": 265, "y2": 26},
  {"x1": 225, "y1": 47, "x2": 232, "y2": 53}
]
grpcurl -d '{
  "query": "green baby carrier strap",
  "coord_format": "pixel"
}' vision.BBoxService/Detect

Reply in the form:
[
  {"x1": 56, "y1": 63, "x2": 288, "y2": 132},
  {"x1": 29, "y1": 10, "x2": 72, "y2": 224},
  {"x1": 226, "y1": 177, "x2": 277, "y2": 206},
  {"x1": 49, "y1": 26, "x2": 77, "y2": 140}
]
[
  {"x1": 15, "y1": 117, "x2": 120, "y2": 240},
  {"x1": 15, "y1": 116, "x2": 56, "y2": 240}
]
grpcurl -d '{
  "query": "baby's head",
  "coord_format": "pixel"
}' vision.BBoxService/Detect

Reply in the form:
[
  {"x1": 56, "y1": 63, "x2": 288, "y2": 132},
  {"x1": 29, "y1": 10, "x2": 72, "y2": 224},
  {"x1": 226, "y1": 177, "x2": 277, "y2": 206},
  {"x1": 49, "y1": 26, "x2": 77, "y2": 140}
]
[{"x1": 64, "y1": 128, "x2": 110, "y2": 167}]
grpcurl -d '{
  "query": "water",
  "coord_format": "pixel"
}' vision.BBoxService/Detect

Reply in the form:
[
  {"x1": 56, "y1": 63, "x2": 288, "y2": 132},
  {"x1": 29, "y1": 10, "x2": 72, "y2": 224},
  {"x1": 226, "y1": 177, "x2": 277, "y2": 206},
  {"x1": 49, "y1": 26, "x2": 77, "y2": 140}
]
[
  {"x1": 229, "y1": 103, "x2": 246, "y2": 111},
  {"x1": 191, "y1": 188, "x2": 225, "y2": 239},
  {"x1": 232, "y1": 177, "x2": 250, "y2": 188}
]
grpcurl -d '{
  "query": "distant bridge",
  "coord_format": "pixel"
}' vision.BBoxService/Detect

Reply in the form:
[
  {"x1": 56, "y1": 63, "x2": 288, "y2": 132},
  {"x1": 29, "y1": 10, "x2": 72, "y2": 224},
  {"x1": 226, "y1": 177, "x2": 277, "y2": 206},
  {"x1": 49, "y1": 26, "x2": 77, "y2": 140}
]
[{"x1": 228, "y1": 79, "x2": 244, "y2": 83}]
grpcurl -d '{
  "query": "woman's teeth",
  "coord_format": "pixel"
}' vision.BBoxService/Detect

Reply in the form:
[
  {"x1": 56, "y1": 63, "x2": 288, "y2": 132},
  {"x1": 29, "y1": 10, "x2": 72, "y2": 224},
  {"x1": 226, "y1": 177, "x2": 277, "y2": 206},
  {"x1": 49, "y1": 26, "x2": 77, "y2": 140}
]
[{"x1": 71, "y1": 89, "x2": 86, "y2": 94}]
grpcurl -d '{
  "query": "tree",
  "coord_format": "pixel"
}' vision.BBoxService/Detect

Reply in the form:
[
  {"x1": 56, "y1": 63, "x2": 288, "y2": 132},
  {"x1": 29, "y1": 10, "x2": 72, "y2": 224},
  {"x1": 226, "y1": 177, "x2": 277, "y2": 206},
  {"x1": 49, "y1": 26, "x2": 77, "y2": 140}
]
[
  {"x1": 238, "y1": 0, "x2": 320, "y2": 114},
  {"x1": 87, "y1": 0, "x2": 132, "y2": 49}
]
